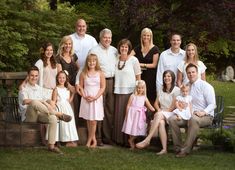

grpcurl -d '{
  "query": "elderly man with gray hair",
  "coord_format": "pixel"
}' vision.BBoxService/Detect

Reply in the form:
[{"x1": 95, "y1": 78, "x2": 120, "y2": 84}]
[{"x1": 89, "y1": 28, "x2": 118, "y2": 145}]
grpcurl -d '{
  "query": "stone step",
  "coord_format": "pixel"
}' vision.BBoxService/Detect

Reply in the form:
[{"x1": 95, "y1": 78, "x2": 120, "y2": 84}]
[{"x1": 0, "y1": 122, "x2": 42, "y2": 146}]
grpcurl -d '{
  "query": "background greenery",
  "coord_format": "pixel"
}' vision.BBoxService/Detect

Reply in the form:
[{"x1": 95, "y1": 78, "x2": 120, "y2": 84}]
[{"x1": 0, "y1": 0, "x2": 234, "y2": 75}]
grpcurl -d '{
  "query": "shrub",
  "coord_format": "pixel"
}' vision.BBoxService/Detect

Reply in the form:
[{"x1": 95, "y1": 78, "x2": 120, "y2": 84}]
[{"x1": 199, "y1": 126, "x2": 235, "y2": 152}]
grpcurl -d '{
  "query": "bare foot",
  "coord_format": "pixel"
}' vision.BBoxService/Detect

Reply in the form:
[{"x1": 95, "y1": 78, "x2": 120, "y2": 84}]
[
  {"x1": 90, "y1": 140, "x2": 97, "y2": 148},
  {"x1": 65, "y1": 142, "x2": 77, "y2": 147},
  {"x1": 128, "y1": 138, "x2": 135, "y2": 149},
  {"x1": 156, "y1": 149, "x2": 167, "y2": 155},
  {"x1": 136, "y1": 140, "x2": 150, "y2": 149}
]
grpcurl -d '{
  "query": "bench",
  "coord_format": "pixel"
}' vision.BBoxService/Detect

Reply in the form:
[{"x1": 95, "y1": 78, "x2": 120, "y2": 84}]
[
  {"x1": 210, "y1": 95, "x2": 224, "y2": 129},
  {"x1": 182, "y1": 95, "x2": 225, "y2": 146},
  {"x1": 0, "y1": 96, "x2": 43, "y2": 146}
]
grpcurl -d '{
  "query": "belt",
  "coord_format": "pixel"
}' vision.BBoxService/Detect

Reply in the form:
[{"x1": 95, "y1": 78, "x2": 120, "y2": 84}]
[{"x1": 105, "y1": 77, "x2": 114, "y2": 80}]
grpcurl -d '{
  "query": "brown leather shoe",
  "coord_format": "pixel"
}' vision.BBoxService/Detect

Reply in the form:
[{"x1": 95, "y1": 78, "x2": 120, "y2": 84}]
[
  {"x1": 176, "y1": 152, "x2": 188, "y2": 158},
  {"x1": 48, "y1": 147, "x2": 63, "y2": 155},
  {"x1": 59, "y1": 114, "x2": 72, "y2": 122},
  {"x1": 97, "y1": 140, "x2": 104, "y2": 147}
]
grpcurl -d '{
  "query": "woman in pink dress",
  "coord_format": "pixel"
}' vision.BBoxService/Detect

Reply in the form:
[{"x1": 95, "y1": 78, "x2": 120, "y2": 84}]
[
  {"x1": 78, "y1": 54, "x2": 106, "y2": 148},
  {"x1": 122, "y1": 80, "x2": 155, "y2": 149}
]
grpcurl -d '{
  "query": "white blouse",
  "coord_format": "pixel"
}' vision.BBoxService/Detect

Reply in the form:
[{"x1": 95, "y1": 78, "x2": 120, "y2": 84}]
[
  {"x1": 114, "y1": 56, "x2": 141, "y2": 94},
  {"x1": 158, "y1": 86, "x2": 180, "y2": 110}
]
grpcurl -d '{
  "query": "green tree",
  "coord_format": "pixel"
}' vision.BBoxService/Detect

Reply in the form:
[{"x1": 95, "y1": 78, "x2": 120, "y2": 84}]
[{"x1": 0, "y1": 0, "x2": 77, "y2": 71}]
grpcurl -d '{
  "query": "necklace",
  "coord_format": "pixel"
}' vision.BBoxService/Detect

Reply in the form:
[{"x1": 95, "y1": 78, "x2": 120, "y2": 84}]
[{"x1": 118, "y1": 60, "x2": 126, "y2": 70}]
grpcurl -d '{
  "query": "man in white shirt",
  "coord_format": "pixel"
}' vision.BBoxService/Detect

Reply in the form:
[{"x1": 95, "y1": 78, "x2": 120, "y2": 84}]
[
  {"x1": 89, "y1": 28, "x2": 118, "y2": 145},
  {"x1": 70, "y1": 18, "x2": 98, "y2": 70},
  {"x1": 169, "y1": 63, "x2": 216, "y2": 157},
  {"x1": 156, "y1": 33, "x2": 185, "y2": 92},
  {"x1": 18, "y1": 66, "x2": 71, "y2": 154}
]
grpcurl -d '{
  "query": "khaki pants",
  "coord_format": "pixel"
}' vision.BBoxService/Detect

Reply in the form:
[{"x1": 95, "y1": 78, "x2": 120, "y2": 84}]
[
  {"x1": 25, "y1": 100, "x2": 57, "y2": 145},
  {"x1": 102, "y1": 78, "x2": 115, "y2": 142},
  {"x1": 169, "y1": 114, "x2": 213, "y2": 153}
]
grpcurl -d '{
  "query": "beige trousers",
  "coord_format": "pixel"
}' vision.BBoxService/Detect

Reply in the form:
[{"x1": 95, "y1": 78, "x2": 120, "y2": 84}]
[
  {"x1": 169, "y1": 114, "x2": 213, "y2": 153},
  {"x1": 102, "y1": 78, "x2": 115, "y2": 142},
  {"x1": 25, "y1": 100, "x2": 57, "y2": 145}
]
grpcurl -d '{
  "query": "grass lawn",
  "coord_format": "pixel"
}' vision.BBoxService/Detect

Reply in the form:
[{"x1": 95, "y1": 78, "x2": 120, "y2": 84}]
[
  {"x1": 210, "y1": 80, "x2": 235, "y2": 115},
  {"x1": 0, "y1": 145, "x2": 235, "y2": 170},
  {"x1": 0, "y1": 80, "x2": 234, "y2": 170}
]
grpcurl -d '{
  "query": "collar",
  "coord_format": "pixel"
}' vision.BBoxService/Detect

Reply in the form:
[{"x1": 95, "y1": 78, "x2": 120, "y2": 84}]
[
  {"x1": 167, "y1": 48, "x2": 184, "y2": 55},
  {"x1": 99, "y1": 43, "x2": 110, "y2": 50},
  {"x1": 190, "y1": 78, "x2": 200, "y2": 86},
  {"x1": 74, "y1": 33, "x2": 86, "y2": 39}
]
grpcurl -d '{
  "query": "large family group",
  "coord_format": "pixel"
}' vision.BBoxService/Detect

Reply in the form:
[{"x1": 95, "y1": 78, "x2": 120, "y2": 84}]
[{"x1": 18, "y1": 18, "x2": 216, "y2": 158}]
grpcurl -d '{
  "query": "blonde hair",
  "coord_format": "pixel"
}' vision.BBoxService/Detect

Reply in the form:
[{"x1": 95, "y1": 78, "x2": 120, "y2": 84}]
[
  {"x1": 57, "y1": 35, "x2": 74, "y2": 57},
  {"x1": 184, "y1": 43, "x2": 199, "y2": 64},
  {"x1": 140, "y1": 28, "x2": 153, "y2": 50},
  {"x1": 134, "y1": 80, "x2": 147, "y2": 96},
  {"x1": 82, "y1": 53, "x2": 101, "y2": 76},
  {"x1": 180, "y1": 84, "x2": 190, "y2": 92}
]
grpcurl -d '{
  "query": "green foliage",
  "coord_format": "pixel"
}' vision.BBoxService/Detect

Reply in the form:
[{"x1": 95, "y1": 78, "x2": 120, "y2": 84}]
[
  {"x1": 112, "y1": 0, "x2": 235, "y2": 72},
  {"x1": 74, "y1": 1, "x2": 119, "y2": 43},
  {"x1": 0, "y1": 0, "x2": 234, "y2": 73},
  {"x1": 0, "y1": 0, "x2": 77, "y2": 71},
  {"x1": 199, "y1": 127, "x2": 235, "y2": 152}
]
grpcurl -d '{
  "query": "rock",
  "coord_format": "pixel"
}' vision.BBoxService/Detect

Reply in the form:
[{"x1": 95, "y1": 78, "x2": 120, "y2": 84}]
[{"x1": 221, "y1": 66, "x2": 235, "y2": 82}]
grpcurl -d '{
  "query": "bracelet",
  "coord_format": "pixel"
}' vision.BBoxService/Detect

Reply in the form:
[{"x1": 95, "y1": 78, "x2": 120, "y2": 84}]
[{"x1": 144, "y1": 63, "x2": 147, "y2": 68}]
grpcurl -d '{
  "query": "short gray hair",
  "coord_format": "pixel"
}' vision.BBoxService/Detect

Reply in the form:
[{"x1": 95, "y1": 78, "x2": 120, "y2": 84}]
[{"x1": 99, "y1": 28, "x2": 112, "y2": 39}]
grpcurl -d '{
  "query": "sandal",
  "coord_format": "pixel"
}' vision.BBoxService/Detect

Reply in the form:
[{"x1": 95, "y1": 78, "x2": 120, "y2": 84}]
[{"x1": 59, "y1": 114, "x2": 72, "y2": 122}]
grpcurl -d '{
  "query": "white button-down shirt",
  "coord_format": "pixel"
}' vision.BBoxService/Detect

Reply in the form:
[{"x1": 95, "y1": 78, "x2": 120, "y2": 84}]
[
  {"x1": 18, "y1": 83, "x2": 47, "y2": 121},
  {"x1": 89, "y1": 43, "x2": 118, "y2": 78},
  {"x1": 156, "y1": 48, "x2": 185, "y2": 91},
  {"x1": 190, "y1": 79, "x2": 216, "y2": 116},
  {"x1": 70, "y1": 33, "x2": 98, "y2": 69}
]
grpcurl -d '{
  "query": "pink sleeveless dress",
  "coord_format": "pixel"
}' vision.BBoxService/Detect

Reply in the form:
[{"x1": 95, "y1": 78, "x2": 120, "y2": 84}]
[
  {"x1": 79, "y1": 72, "x2": 104, "y2": 121},
  {"x1": 122, "y1": 95, "x2": 147, "y2": 136}
]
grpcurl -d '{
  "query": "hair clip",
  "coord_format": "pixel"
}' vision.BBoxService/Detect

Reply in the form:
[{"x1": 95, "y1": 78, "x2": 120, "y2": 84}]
[{"x1": 64, "y1": 70, "x2": 69, "y2": 76}]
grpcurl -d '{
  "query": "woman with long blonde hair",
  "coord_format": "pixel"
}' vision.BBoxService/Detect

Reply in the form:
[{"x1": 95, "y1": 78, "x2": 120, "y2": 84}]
[
  {"x1": 131, "y1": 28, "x2": 160, "y2": 103},
  {"x1": 177, "y1": 43, "x2": 206, "y2": 87}
]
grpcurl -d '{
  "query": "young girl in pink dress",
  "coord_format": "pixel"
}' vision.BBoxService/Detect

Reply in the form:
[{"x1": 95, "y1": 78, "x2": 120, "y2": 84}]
[
  {"x1": 78, "y1": 54, "x2": 106, "y2": 148},
  {"x1": 122, "y1": 80, "x2": 155, "y2": 149}
]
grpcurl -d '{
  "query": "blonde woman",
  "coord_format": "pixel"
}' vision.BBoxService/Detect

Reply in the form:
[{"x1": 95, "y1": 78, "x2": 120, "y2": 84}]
[
  {"x1": 177, "y1": 43, "x2": 206, "y2": 87},
  {"x1": 131, "y1": 28, "x2": 159, "y2": 103},
  {"x1": 57, "y1": 36, "x2": 79, "y2": 86}
]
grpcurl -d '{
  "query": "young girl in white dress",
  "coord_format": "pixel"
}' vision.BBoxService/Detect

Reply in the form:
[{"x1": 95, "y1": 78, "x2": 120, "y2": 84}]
[
  {"x1": 173, "y1": 84, "x2": 192, "y2": 121},
  {"x1": 52, "y1": 70, "x2": 79, "y2": 147},
  {"x1": 78, "y1": 54, "x2": 106, "y2": 148},
  {"x1": 122, "y1": 80, "x2": 155, "y2": 149}
]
